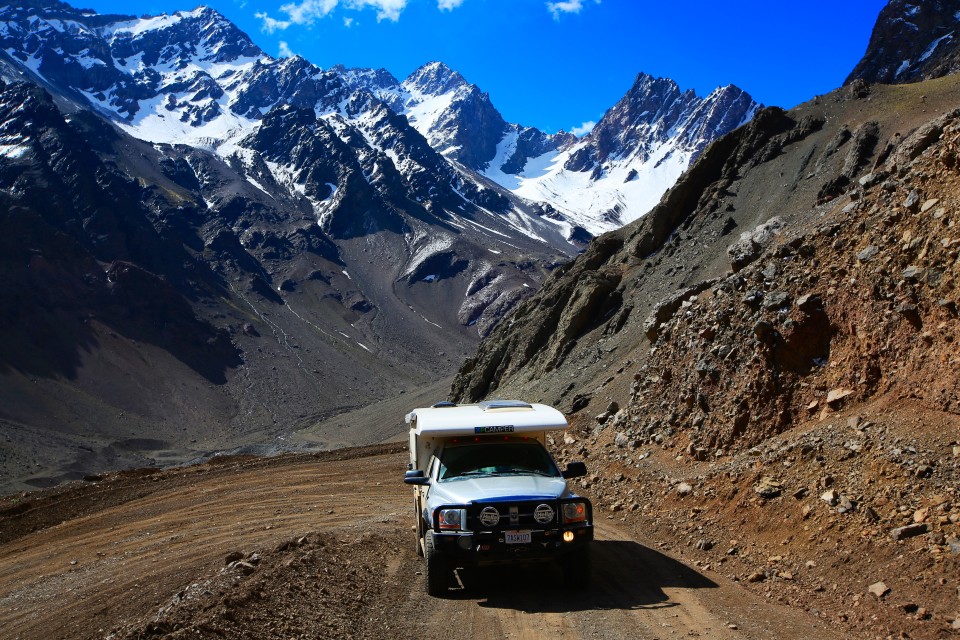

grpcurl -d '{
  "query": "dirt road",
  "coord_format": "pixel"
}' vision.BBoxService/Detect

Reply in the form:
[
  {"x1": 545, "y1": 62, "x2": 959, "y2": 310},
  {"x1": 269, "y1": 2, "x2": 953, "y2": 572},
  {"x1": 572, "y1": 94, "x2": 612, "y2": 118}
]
[{"x1": 0, "y1": 447, "x2": 839, "y2": 639}]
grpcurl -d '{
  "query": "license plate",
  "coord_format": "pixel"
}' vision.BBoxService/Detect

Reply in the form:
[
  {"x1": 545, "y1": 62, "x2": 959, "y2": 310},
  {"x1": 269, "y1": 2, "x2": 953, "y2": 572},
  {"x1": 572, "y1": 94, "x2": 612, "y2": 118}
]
[{"x1": 505, "y1": 530, "x2": 531, "y2": 544}]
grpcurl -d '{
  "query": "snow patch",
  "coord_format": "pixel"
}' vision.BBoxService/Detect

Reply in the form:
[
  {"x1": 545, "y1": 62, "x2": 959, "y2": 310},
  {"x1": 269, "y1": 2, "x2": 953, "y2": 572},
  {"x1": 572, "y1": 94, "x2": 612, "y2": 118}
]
[
  {"x1": 0, "y1": 143, "x2": 30, "y2": 159},
  {"x1": 919, "y1": 33, "x2": 953, "y2": 62},
  {"x1": 104, "y1": 12, "x2": 187, "y2": 37},
  {"x1": 402, "y1": 234, "x2": 454, "y2": 279}
]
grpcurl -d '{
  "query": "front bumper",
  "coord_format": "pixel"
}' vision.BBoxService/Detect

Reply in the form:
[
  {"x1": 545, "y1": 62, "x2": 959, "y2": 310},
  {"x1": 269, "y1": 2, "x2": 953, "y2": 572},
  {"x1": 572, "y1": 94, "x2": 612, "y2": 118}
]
[{"x1": 432, "y1": 525, "x2": 593, "y2": 565}]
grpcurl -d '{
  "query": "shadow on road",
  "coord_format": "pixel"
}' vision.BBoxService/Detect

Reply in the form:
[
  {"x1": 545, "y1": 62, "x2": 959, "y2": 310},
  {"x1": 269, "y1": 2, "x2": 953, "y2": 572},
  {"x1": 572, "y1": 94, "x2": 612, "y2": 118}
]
[{"x1": 449, "y1": 539, "x2": 717, "y2": 612}]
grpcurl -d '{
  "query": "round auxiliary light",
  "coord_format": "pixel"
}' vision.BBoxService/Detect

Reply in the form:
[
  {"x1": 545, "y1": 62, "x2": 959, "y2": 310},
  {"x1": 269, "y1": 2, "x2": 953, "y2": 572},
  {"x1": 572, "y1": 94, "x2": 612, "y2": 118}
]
[
  {"x1": 533, "y1": 504, "x2": 555, "y2": 525},
  {"x1": 479, "y1": 506, "x2": 501, "y2": 527}
]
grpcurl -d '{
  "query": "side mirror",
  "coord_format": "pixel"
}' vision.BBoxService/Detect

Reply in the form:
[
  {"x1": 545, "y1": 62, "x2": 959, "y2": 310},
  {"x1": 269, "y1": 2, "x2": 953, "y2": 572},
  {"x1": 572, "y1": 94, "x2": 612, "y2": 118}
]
[
  {"x1": 404, "y1": 469, "x2": 430, "y2": 485},
  {"x1": 562, "y1": 461, "x2": 587, "y2": 479}
]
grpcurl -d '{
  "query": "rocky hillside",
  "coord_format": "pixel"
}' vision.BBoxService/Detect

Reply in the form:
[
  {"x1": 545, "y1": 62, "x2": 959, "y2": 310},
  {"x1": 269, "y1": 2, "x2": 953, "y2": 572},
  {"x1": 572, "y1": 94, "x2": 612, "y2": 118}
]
[
  {"x1": 453, "y1": 77, "x2": 960, "y2": 442},
  {"x1": 846, "y1": 0, "x2": 960, "y2": 85}
]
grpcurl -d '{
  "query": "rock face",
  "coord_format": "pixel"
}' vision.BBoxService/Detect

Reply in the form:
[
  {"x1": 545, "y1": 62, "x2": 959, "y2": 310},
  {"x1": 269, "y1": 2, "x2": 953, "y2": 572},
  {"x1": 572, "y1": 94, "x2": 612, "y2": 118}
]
[
  {"x1": 450, "y1": 34, "x2": 960, "y2": 634},
  {"x1": 567, "y1": 74, "x2": 758, "y2": 175},
  {"x1": 845, "y1": 0, "x2": 960, "y2": 85},
  {"x1": 452, "y1": 104, "x2": 808, "y2": 405}
]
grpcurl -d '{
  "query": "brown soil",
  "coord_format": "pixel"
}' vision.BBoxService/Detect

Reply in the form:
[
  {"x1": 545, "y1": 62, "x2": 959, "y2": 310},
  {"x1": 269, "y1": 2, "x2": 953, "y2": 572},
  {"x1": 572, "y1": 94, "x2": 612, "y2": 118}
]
[
  {"x1": 1, "y1": 445, "x2": 842, "y2": 640},
  {"x1": 556, "y1": 394, "x2": 960, "y2": 639}
]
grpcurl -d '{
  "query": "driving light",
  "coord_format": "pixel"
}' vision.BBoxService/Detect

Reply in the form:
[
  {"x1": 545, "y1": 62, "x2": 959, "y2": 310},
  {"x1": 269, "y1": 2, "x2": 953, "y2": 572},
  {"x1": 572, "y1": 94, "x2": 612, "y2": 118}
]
[
  {"x1": 438, "y1": 508, "x2": 463, "y2": 530},
  {"x1": 562, "y1": 502, "x2": 587, "y2": 524},
  {"x1": 563, "y1": 531, "x2": 575, "y2": 542},
  {"x1": 479, "y1": 506, "x2": 500, "y2": 527},
  {"x1": 533, "y1": 504, "x2": 555, "y2": 524}
]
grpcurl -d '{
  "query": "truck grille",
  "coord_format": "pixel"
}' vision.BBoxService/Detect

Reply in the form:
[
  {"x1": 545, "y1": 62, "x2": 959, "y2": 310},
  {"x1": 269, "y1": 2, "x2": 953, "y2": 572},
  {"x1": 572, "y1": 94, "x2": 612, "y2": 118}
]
[{"x1": 466, "y1": 500, "x2": 556, "y2": 531}]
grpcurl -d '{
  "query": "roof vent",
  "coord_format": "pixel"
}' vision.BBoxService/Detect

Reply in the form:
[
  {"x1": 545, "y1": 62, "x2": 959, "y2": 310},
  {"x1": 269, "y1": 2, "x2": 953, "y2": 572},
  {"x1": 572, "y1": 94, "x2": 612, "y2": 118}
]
[
  {"x1": 431, "y1": 401, "x2": 457, "y2": 408},
  {"x1": 478, "y1": 400, "x2": 532, "y2": 411}
]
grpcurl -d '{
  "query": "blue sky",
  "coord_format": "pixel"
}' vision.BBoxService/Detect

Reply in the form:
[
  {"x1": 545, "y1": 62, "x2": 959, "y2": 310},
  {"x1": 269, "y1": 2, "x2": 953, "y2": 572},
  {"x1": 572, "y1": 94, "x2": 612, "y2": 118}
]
[{"x1": 79, "y1": 0, "x2": 889, "y2": 134}]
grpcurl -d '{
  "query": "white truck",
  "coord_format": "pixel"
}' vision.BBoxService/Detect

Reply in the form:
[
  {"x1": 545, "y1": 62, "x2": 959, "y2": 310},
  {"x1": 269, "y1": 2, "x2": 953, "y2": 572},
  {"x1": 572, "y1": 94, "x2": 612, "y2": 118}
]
[{"x1": 403, "y1": 400, "x2": 593, "y2": 596}]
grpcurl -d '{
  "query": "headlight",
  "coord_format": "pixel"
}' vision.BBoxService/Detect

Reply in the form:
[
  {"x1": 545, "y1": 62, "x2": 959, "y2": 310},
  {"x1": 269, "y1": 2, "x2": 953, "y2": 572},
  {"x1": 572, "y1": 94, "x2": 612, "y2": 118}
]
[
  {"x1": 562, "y1": 502, "x2": 587, "y2": 524},
  {"x1": 438, "y1": 508, "x2": 464, "y2": 530}
]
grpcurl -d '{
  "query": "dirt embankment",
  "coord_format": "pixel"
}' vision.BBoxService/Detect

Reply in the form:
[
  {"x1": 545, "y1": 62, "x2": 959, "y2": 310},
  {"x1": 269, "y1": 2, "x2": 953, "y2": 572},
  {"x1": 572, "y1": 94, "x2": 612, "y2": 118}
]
[{"x1": 555, "y1": 395, "x2": 960, "y2": 639}]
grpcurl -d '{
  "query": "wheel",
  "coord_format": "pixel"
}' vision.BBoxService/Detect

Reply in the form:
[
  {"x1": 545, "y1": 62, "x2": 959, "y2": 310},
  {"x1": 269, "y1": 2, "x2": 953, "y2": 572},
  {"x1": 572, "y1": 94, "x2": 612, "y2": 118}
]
[
  {"x1": 414, "y1": 500, "x2": 424, "y2": 558},
  {"x1": 561, "y1": 546, "x2": 591, "y2": 589},
  {"x1": 424, "y1": 531, "x2": 449, "y2": 597}
]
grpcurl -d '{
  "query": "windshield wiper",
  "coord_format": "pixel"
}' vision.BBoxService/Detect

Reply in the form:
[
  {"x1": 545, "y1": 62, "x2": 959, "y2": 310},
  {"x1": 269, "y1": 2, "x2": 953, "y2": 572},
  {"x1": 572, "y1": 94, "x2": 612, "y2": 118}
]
[
  {"x1": 444, "y1": 470, "x2": 495, "y2": 480},
  {"x1": 493, "y1": 468, "x2": 556, "y2": 477}
]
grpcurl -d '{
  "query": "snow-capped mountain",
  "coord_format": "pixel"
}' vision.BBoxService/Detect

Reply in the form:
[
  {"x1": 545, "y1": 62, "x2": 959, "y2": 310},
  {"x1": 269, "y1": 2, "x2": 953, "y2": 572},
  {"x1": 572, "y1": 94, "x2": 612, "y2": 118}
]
[
  {"x1": 846, "y1": 0, "x2": 960, "y2": 86},
  {"x1": 332, "y1": 62, "x2": 760, "y2": 236},
  {"x1": 336, "y1": 61, "x2": 575, "y2": 183},
  {"x1": 0, "y1": 0, "x2": 584, "y2": 479},
  {"x1": 0, "y1": 0, "x2": 761, "y2": 243},
  {"x1": 482, "y1": 73, "x2": 760, "y2": 234},
  {"x1": 0, "y1": 1, "x2": 570, "y2": 248}
]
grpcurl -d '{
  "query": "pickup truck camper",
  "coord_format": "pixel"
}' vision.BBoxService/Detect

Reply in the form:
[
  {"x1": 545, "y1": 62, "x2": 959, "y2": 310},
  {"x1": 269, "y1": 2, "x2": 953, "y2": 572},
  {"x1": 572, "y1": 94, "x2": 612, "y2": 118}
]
[{"x1": 404, "y1": 400, "x2": 593, "y2": 596}]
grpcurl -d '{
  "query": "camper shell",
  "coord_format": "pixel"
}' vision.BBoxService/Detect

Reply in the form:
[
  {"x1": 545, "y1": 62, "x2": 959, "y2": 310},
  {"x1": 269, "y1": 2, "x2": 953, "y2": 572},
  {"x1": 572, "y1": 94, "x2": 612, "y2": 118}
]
[
  {"x1": 404, "y1": 400, "x2": 593, "y2": 596},
  {"x1": 406, "y1": 400, "x2": 568, "y2": 471}
]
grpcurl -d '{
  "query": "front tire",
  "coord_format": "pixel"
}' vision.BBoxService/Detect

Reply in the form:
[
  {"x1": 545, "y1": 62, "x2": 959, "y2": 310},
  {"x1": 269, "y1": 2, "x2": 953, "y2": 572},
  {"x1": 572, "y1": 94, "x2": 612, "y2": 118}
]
[
  {"x1": 414, "y1": 499, "x2": 425, "y2": 558},
  {"x1": 424, "y1": 531, "x2": 449, "y2": 597}
]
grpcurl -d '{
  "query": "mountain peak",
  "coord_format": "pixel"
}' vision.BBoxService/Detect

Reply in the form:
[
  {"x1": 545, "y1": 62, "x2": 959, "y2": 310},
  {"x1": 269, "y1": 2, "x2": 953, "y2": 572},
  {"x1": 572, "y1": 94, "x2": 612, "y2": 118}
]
[
  {"x1": 845, "y1": 0, "x2": 960, "y2": 85},
  {"x1": 404, "y1": 61, "x2": 467, "y2": 95},
  {"x1": 333, "y1": 64, "x2": 401, "y2": 91},
  {"x1": 631, "y1": 71, "x2": 678, "y2": 90}
]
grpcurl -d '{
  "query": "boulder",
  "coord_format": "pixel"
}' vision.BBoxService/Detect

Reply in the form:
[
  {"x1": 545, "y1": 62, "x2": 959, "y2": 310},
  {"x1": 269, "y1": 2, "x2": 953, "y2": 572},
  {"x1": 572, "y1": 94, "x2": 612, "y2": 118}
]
[
  {"x1": 826, "y1": 388, "x2": 853, "y2": 407},
  {"x1": 727, "y1": 217, "x2": 786, "y2": 272},
  {"x1": 891, "y1": 523, "x2": 928, "y2": 541},
  {"x1": 754, "y1": 477, "x2": 783, "y2": 499}
]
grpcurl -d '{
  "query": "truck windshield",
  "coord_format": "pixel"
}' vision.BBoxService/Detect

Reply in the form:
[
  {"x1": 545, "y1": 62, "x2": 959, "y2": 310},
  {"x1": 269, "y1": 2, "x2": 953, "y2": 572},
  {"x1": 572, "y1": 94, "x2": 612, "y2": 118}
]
[{"x1": 437, "y1": 442, "x2": 560, "y2": 481}]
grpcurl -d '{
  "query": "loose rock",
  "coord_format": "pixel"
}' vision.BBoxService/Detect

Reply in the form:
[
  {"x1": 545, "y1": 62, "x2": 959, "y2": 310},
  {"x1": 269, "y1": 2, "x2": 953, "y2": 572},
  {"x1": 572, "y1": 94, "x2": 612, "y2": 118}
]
[
  {"x1": 868, "y1": 581, "x2": 890, "y2": 598},
  {"x1": 890, "y1": 523, "x2": 928, "y2": 541}
]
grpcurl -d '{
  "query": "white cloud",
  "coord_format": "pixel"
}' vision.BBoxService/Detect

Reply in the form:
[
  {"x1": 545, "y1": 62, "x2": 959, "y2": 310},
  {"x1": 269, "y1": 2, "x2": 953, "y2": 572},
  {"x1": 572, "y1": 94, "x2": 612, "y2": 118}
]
[
  {"x1": 345, "y1": 0, "x2": 408, "y2": 21},
  {"x1": 570, "y1": 120, "x2": 595, "y2": 137},
  {"x1": 278, "y1": 40, "x2": 296, "y2": 57},
  {"x1": 255, "y1": 11, "x2": 292, "y2": 32},
  {"x1": 546, "y1": 0, "x2": 597, "y2": 20},
  {"x1": 547, "y1": 0, "x2": 582, "y2": 19},
  {"x1": 281, "y1": 0, "x2": 339, "y2": 24},
  {"x1": 257, "y1": 0, "x2": 413, "y2": 30},
  {"x1": 438, "y1": 0, "x2": 464, "y2": 9}
]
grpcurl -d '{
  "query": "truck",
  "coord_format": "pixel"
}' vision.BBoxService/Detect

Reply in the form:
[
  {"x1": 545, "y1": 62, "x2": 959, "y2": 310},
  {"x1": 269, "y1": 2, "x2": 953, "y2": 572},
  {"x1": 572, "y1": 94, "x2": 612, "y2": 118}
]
[{"x1": 403, "y1": 399, "x2": 594, "y2": 596}]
